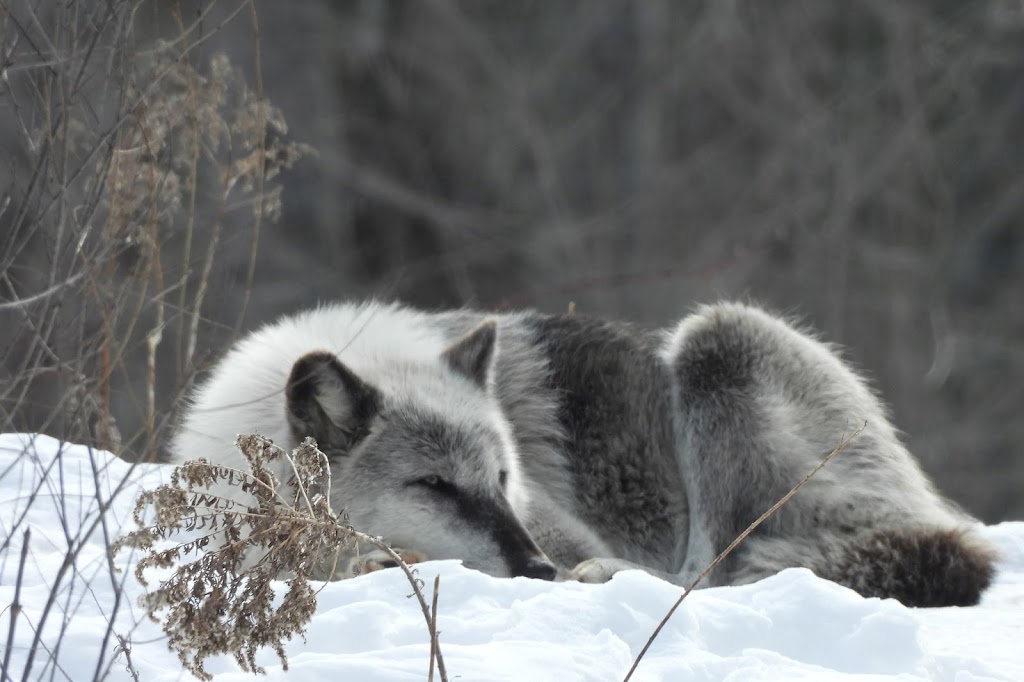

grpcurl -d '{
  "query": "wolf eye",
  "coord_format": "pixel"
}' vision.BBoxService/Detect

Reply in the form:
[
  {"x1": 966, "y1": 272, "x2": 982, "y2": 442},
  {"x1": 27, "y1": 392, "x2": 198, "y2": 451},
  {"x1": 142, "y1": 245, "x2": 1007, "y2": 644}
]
[
  {"x1": 498, "y1": 471, "x2": 508, "y2": 488},
  {"x1": 413, "y1": 475, "x2": 455, "y2": 495}
]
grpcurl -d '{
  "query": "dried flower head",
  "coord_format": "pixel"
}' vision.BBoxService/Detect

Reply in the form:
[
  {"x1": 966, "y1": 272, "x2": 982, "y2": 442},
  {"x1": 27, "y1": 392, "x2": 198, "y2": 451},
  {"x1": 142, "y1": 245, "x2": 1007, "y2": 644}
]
[
  {"x1": 114, "y1": 435, "x2": 351, "y2": 678},
  {"x1": 115, "y1": 434, "x2": 446, "y2": 679}
]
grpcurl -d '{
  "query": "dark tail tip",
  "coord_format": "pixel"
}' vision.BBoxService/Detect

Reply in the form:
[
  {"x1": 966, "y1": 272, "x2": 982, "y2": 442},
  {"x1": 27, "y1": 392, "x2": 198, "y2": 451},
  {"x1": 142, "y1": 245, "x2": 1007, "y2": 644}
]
[{"x1": 836, "y1": 527, "x2": 997, "y2": 607}]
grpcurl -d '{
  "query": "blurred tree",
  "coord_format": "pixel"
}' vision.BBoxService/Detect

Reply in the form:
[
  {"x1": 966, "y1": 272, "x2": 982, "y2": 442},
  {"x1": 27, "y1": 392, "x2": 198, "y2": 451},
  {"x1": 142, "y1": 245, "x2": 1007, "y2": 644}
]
[{"x1": 3, "y1": 0, "x2": 1021, "y2": 520}]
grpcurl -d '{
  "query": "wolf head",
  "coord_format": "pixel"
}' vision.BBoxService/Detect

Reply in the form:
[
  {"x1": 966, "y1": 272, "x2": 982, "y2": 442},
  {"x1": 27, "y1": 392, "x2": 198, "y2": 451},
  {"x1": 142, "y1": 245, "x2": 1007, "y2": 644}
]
[{"x1": 285, "y1": 320, "x2": 557, "y2": 580}]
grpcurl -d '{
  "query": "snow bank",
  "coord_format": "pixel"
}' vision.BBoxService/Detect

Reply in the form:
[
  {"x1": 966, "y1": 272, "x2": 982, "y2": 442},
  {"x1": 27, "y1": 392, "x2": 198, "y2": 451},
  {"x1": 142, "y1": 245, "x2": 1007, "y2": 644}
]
[{"x1": 2, "y1": 433, "x2": 1022, "y2": 681}]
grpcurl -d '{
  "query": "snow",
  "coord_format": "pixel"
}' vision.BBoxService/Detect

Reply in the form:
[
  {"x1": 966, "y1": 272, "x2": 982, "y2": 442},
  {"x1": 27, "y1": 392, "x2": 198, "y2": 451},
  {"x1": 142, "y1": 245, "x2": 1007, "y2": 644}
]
[{"x1": 2, "y1": 433, "x2": 1022, "y2": 682}]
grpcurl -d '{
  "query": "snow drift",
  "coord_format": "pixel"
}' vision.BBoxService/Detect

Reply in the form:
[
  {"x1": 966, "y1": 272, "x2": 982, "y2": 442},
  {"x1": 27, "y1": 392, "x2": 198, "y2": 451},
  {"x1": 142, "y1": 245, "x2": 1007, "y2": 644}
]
[{"x1": 2, "y1": 433, "x2": 1022, "y2": 681}]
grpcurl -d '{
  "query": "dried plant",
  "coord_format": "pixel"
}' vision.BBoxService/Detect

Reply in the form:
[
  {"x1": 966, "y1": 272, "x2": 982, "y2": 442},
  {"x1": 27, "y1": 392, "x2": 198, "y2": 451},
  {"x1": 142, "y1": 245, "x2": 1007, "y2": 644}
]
[
  {"x1": 1, "y1": 0, "x2": 314, "y2": 460},
  {"x1": 115, "y1": 434, "x2": 447, "y2": 681},
  {"x1": 2, "y1": 4, "x2": 320, "y2": 679}
]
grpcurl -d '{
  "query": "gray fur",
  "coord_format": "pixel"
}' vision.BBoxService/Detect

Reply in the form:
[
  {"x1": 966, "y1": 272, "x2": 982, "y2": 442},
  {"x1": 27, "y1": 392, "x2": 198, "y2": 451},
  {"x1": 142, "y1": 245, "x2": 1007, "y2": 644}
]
[{"x1": 171, "y1": 300, "x2": 995, "y2": 606}]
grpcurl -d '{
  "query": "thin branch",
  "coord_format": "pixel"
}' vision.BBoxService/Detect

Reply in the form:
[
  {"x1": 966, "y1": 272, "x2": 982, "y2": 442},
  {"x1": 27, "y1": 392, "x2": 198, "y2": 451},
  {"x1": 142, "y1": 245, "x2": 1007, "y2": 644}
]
[
  {"x1": 347, "y1": 531, "x2": 449, "y2": 682},
  {"x1": 0, "y1": 271, "x2": 88, "y2": 311},
  {"x1": 228, "y1": 0, "x2": 266, "y2": 341},
  {"x1": 1, "y1": 529, "x2": 30, "y2": 682},
  {"x1": 428, "y1": 575, "x2": 441, "y2": 682}
]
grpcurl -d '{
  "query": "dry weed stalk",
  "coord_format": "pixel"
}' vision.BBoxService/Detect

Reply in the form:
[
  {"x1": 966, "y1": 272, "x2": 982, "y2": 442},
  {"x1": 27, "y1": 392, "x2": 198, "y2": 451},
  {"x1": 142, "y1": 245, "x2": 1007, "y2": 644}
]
[
  {"x1": 96, "y1": 47, "x2": 313, "y2": 452},
  {"x1": 115, "y1": 434, "x2": 447, "y2": 681}
]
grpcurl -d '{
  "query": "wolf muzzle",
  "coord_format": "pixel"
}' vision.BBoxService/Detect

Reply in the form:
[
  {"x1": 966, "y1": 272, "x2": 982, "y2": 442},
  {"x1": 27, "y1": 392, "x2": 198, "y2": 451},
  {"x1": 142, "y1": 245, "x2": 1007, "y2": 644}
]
[
  {"x1": 513, "y1": 555, "x2": 559, "y2": 581},
  {"x1": 459, "y1": 492, "x2": 558, "y2": 580}
]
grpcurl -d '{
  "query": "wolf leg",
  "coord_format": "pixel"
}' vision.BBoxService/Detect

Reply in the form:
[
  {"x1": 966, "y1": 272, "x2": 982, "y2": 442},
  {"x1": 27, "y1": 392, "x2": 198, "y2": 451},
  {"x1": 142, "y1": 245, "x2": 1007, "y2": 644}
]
[
  {"x1": 349, "y1": 548, "x2": 429, "y2": 576},
  {"x1": 526, "y1": 491, "x2": 616, "y2": 573},
  {"x1": 661, "y1": 303, "x2": 830, "y2": 585},
  {"x1": 659, "y1": 302, "x2": 994, "y2": 605},
  {"x1": 310, "y1": 546, "x2": 429, "y2": 580},
  {"x1": 567, "y1": 557, "x2": 688, "y2": 585}
]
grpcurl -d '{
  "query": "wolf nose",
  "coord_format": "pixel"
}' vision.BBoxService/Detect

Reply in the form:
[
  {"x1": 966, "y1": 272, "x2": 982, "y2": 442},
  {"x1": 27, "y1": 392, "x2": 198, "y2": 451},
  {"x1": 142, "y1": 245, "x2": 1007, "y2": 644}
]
[{"x1": 520, "y1": 557, "x2": 558, "y2": 581}]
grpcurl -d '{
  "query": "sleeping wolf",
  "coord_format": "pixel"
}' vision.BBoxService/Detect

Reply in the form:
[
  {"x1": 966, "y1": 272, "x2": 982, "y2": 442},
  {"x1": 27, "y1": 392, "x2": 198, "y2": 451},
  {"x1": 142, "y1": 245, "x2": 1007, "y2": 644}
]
[{"x1": 171, "y1": 301, "x2": 995, "y2": 606}]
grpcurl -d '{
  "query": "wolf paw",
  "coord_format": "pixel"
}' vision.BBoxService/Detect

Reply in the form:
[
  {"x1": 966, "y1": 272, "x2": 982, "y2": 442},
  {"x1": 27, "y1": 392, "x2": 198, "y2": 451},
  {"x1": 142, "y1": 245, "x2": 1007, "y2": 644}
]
[
  {"x1": 349, "y1": 547, "x2": 428, "y2": 576},
  {"x1": 568, "y1": 557, "x2": 640, "y2": 584}
]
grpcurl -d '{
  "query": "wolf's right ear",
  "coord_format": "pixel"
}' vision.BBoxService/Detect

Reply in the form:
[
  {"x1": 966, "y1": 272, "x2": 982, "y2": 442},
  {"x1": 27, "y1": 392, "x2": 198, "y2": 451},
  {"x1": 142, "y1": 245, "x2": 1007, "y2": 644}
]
[
  {"x1": 443, "y1": 319, "x2": 497, "y2": 389},
  {"x1": 286, "y1": 351, "x2": 381, "y2": 458}
]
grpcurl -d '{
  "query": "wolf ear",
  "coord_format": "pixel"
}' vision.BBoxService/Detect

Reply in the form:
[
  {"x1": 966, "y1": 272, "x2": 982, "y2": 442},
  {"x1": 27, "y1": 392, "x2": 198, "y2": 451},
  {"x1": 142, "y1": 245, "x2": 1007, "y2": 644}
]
[
  {"x1": 442, "y1": 319, "x2": 497, "y2": 389},
  {"x1": 286, "y1": 351, "x2": 381, "y2": 457}
]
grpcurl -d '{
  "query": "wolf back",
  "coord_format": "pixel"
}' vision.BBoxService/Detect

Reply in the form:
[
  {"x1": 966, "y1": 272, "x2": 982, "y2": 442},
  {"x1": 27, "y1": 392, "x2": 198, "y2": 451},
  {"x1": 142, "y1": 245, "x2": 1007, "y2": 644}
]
[{"x1": 171, "y1": 301, "x2": 995, "y2": 607}]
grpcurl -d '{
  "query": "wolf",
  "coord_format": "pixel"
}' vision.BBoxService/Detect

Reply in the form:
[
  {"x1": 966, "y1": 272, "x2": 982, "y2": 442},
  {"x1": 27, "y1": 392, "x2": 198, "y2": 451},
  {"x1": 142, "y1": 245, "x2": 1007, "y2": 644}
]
[{"x1": 171, "y1": 300, "x2": 995, "y2": 606}]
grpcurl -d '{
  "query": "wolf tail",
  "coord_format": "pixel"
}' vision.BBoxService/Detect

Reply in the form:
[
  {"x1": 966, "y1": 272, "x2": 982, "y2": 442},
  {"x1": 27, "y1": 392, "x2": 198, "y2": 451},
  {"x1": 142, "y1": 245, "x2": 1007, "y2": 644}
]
[{"x1": 827, "y1": 527, "x2": 997, "y2": 607}]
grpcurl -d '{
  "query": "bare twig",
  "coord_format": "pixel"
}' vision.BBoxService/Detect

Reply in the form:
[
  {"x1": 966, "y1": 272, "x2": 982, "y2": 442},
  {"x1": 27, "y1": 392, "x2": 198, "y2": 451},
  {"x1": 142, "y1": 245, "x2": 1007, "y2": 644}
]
[
  {"x1": 428, "y1": 575, "x2": 441, "y2": 682},
  {"x1": 0, "y1": 271, "x2": 89, "y2": 311},
  {"x1": 229, "y1": 0, "x2": 267, "y2": 341},
  {"x1": 349, "y1": 534, "x2": 449, "y2": 682},
  {"x1": 114, "y1": 635, "x2": 141, "y2": 682},
  {"x1": 1, "y1": 529, "x2": 30, "y2": 682},
  {"x1": 622, "y1": 423, "x2": 866, "y2": 682}
]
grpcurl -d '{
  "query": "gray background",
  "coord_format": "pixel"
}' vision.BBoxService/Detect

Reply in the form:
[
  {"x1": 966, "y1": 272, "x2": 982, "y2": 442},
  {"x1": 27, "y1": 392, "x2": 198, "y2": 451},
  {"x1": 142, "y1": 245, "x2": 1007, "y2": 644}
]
[{"x1": 3, "y1": 1, "x2": 1021, "y2": 521}]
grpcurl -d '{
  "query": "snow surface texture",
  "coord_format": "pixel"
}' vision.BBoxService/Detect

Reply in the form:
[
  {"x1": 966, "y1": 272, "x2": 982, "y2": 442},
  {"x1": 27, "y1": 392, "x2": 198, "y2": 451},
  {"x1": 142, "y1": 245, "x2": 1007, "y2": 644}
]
[{"x1": 1, "y1": 433, "x2": 1022, "y2": 682}]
